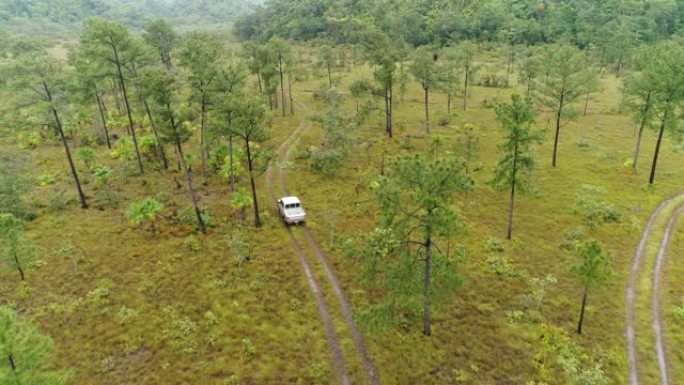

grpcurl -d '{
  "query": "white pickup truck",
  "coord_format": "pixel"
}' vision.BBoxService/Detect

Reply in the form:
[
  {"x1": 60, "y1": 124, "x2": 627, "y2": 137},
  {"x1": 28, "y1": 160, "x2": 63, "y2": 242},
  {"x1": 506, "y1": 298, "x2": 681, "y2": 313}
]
[{"x1": 277, "y1": 196, "x2": 306, "y2": 225}]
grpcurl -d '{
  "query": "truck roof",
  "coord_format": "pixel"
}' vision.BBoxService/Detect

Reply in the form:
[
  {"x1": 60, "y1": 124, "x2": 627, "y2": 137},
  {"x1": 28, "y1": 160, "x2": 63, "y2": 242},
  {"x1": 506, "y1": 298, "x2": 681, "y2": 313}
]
[{"x1": 280, "y1": 196, "x2": 301, "y2": 205}]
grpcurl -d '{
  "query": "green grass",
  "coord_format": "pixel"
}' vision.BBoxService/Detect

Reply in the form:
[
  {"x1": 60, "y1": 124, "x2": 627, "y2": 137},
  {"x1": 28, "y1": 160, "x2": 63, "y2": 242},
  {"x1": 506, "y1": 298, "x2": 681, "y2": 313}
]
[{"x1": 2, "y1": 52, "x2": 684, "y2": 384}]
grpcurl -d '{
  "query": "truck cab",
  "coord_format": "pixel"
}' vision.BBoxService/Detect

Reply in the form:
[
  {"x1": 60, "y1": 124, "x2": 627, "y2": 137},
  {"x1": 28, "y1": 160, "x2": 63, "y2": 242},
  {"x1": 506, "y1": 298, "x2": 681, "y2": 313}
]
[{"x1": 277, "y1": 196, "x2": 306, "y2": 225}]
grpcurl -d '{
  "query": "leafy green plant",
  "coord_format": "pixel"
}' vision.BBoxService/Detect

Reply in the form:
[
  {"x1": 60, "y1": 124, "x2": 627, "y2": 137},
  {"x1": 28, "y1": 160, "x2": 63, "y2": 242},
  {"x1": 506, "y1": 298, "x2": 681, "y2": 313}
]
[
  {"x1": 17, "y1": 131, "x2": 41, "y2": 149},
  {"x1": 93, "y1": 166, "x2": 113, "y2": 186},
  {"x1": 574, "y1": 185, "x2": 621, "y2": 228},
  {"x1": 126, "y1": 198, "x2": 164, "y2": 233},
  {"x1": 110, "y1": 137, "x2": 135, "y2": 161},
  {"x1": 138, "y1": 135, "x2": 159, "y2": 161},
  {"x1": 37, "y1": 172, "x2": 56, "y2": 186},
  {"x1": 76, "y1": 146, "x2": 96, "y2": 170},
  {"x1": 230, "y1": 187, "x2": 252, "y2": 224},
  {"x1": 178, "y1": 205, "x2": 213, "y2": 228},
  {"x1": 183, "y1": 235, "x2": 201, "y2": 251}
]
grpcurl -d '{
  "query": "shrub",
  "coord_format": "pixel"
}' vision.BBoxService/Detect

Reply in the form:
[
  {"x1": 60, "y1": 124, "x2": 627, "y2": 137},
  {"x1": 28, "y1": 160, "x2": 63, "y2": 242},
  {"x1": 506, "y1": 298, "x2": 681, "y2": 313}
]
[
  {"x1": 574, "y1": 185, "x2": 621, "y2": 228},
  {"x1": 126, "y1": 198, "x2": 164, "y2": 233},
  {"x1": 37, "y1": 172, "x2": 56, "y2": 186},
  {"x1": 110, "y1": 137, "x2": 135, "y2": 160},
  {"x1": 138, "y1": 135, "x2": 159, "y2": 161},
  {"x1": 671, "y1": 305, "x2": 684, "y2": 323},
  {"x1": 208, "y1": 144, "x2": 229, "y2": 171},
  {"x1": 18, "y1": 132, "x2": 41, "y2": 149},
  {"x1": 76, "y1": 146, "x2": 96, "y2": 170},
  {"x1": 179, "y1": 205, "x2": 213, "y2": 228},
  {"x1": 577, "y1": 138, "x2": 591, "y2": 148},
  {"x1": 0, "y1": 163, "x2": 35, "y2": 220},
  {"x1": 484, "y1": 237, "x2": 505, "y2": 253},
  {"x1": 310, "y1": 147, "x2": 343, "y2": 175},
  {"x1": 560, "y1": 227, "x2": 587, "y2": 252},
  {"x1": 93, "y1": 166, "x2": 113, "y2": 186},
  {"x1": 183, "y1": 235, "x2": 201, "y2": 251},
  {"x1": 117, "y1": 306, "x2": 139, "y2": 325}
]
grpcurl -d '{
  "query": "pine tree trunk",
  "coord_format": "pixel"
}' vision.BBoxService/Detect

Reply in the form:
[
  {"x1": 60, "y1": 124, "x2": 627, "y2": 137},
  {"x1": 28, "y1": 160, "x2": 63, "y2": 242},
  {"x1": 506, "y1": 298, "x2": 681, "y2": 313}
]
[
  {"x1": 288, "y1": 73, "x2": 294, "y2": 115},
  {"x1": 200, "y1": 96, "x2": 208, "y2": 186},
  {"x1": 633, "y1": 92, "x2": 652, "y2": 170},
  {"x1": 44, "y1": 81, "x2": 87, "y2": 209},
  {"x1": 176, "y1": 142, "x2": 206, "y2": 234},
  {"x1": 245, "y1": 137, "x2": 262, "y2": 228},
  {"x1": 583, "y1": 93, "x2": 590, "y2": 116},
  {"x1": 616, "y1": 46, "x2": 624, "y2": 78},
  {"x1": 114, "y1": 48, "x2": 144, "y2": 175},
  {"x1": 552, "y1": 94, "x2": 565, "y2": 167},
  {"x1": 95, "y1": 89, "x2": 111, "y2": 149},
  {"x1": 649, "y1": 110, "x2": 669, "y2": 186},
  {"x1": 447, "y1": 92, "x2": 452, "y2": 115},
  {"x1": 279, "y1": 55, "x2": 286, "y2": 117},
  {"x1": 229, "y1": 135, "x2": 235, "y2": 193},
  {"x1": 388, "y1": 79, "x2": 393, "y2": 138},
  {"x1": 506, "y1": 51, "x2": 513, "y2": 84},
  {"x1": 257, "y1": 72, "x2": 263, "y2": 94},
  {"x1": 463, "y1": 66, "x2": 469, "y2": 111},
  {"x1": 13, "y1": 250, "x2": 24, "y2": 281},
  {"x1": 111, "y1": 78, "x2": 122, "y2": 114},
  {"x1": 577, "y1": 288, "x2": 588, "y2": 334},
  {"x1": 423, "y1": 226, "x2": 432, "y2": 336},
  {"x1": 144, "y1": 100, "x2": 168, "y2": 169},
  {"x1": 327, "y1": 62, "x2": 332, "y2": 88},
  {"x1": 385, "y1": 86, "x2": 390, "y2": 138},
  {"x1": 507, "y1": 145, "x2": 518, "y2": 240},
  {"x1": 8, "y1": 353, "x2": 16, "y2": 373},
  {"x1": 424, "y1": 86, "x2": 430, "y2": 134}
]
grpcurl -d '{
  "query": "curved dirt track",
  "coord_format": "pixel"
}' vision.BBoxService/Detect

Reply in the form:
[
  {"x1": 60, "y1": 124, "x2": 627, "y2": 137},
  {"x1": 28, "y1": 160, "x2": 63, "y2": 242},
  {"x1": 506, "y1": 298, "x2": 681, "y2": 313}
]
[
  {"x1": 626, "y1": 193, "x2": 684, "y2": 385},
  {"x1": 265, "y1": 100, "x2": 378, "y2": 385},
  {"x1": 651, "y1": 205, "x2": 684, "y2": 385}
]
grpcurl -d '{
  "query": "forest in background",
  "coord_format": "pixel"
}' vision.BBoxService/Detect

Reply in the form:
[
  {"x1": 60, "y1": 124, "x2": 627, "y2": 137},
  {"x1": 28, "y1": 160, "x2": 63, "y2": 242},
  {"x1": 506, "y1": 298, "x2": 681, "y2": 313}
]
[
  {"x1": 236, "y1": 0, "x2": 684, "y2": 48},
  {"x1": 0, "y1": 0, "x2": 262, "y2": 36}
]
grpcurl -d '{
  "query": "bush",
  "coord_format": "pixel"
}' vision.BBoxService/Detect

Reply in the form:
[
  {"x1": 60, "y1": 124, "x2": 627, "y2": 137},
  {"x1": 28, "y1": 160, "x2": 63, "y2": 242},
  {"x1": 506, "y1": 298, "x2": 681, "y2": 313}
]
[
  {"x1": 18, "y1": 132, "x2": 41, "y2": 149},
  {"x1": 478, "y1": 72, "x2": 509, "y2": 88},
  {"x1": 126, "y1": 198, "x2": 164, "y2": 233},
  {"x1": 183, "y1": 235, "x2": 201, "y2": 251},
  {"x1": 577, "y1": 137, "x2": 591, "y2": 148},
  {"x1": 111, "y1": 137, "x2": 135, "y2": 160},
  {"x1": 574, "y1": 185, "x2": 621, "y2": 228},
  {"x1": 37, "y1": 172, "x2": 56, "y2": 186},
  {"x1": 484, "y1": 237, "x2": 505, "y2": 253},
  {"x1": 93, "y1": 166, "x2": 113, "y2": 186},
  {"x1": 208, "y1": 144, "x2": 229, "y2": 171},
  {"x1": 559, "y1": 227, "x2": 587, "y2": 252},
  {"x1": 310, "y1": 147, "x2": 343, "y2": 175},
  {"x1": 0, "y1": 162, "x2": 35, "y2": 220},
  {"x1": 138, "y1": 135, "x2": 159, "y2": 161},
  {"x1": 76, "y1": 146, "x2": 96, "y2": 170},
  {"x1": 179, "y1": 205, "x2": 214, "y2": 228}
]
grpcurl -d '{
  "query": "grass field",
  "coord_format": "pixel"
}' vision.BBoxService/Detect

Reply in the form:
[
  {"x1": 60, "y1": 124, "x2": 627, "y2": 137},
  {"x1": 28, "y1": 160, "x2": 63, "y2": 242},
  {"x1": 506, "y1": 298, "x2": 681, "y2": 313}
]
[{"x1": 2, "y1": 49, "x2": 684, "y2": 384}]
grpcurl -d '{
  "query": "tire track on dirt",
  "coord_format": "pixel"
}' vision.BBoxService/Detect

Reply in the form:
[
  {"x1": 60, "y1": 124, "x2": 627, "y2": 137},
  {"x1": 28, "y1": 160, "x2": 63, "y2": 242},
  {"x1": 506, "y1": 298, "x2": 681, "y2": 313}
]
[
  {"x1": 626, "y1": 192, "x2": 684, "y2": 385},
  {"x1": 270, "y1": 100, "x2": 379, "y2": 384},
  {"x1": 265, "y1": 109, "x2": 350, "y2": 385},
  {"x1": 651, "y1": 205, "x2": 684, "y2": 385},
  {"x1": 292, "y1": 101, "x2": 379, "y2": 385}
]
